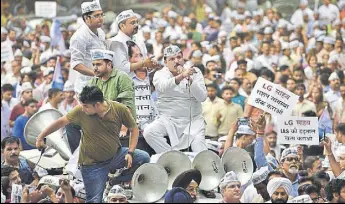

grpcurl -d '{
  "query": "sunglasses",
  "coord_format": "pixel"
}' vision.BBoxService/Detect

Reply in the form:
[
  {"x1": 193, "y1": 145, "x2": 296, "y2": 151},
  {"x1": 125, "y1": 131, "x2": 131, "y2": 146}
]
[{"x1": 285, "y1": 157, "x2": 299, "y2": 162}]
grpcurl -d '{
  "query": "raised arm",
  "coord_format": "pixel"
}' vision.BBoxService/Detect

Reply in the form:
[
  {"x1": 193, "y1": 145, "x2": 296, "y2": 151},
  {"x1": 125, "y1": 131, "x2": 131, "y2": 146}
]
[{"x1": 189, "y1": 68, "x2": 207, "y2": 102}]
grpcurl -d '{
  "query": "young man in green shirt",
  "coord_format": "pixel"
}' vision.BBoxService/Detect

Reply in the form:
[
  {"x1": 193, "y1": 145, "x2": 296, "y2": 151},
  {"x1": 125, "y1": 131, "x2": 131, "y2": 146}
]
[
  {"x1": 89, "y1": 49, "x2": 136, "y2": 118},
  {"x1": 36, "y1": 86, "x2": 150, "y2": 203}
]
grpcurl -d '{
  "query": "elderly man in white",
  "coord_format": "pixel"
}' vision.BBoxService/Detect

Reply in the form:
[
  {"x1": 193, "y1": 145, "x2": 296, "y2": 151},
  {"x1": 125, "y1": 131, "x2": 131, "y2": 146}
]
[
  {"x1": 108, "y1": 9, "x2": 158, "y2": 75},
  {"x1": 143, "y1": 45, "x2": 208, "y2": 153},
  {"x1": 69, "y1": 0, "x2": 106, "y2": 94}
]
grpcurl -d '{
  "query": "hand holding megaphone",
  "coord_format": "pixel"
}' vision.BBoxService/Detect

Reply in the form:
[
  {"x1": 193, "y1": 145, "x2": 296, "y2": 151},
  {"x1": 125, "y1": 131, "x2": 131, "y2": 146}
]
[
  {"x1": 35, "y1": 137, "x2": 47, "y2": 151},
  {"x1": 181, "y1": 67, "x2": 197, "y2": 80}
]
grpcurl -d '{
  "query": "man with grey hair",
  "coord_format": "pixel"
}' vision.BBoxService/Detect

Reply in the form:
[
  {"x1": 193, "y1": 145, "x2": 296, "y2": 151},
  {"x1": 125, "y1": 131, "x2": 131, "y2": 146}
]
[
  {"x1": 219, "y1": 171, "x2": 242, "y2": 203},
  {"x1": 143, "y1": 45, "x2": 208, "y2": 153},
  {"x1": 279, "y1": 147, "x2": 300, "y2": 197}
]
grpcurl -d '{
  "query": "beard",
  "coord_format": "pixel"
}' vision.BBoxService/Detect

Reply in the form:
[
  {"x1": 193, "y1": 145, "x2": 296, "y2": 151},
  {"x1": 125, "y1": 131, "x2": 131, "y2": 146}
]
[
  {"x1": 272, "y1": 198, "x2": 288, "y2": 203},
  {"x1": 209, "y1": 95, "x2": 216, "y2": 101},
  {"x1": 288, "y1": 166, "x2": 299, "y2": 174}
]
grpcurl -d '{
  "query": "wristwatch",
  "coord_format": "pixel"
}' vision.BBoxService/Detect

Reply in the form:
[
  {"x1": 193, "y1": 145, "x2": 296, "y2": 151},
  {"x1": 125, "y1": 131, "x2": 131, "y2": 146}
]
[{"x1": 127, "y1": 151, "x2": 134, "y2": 157}]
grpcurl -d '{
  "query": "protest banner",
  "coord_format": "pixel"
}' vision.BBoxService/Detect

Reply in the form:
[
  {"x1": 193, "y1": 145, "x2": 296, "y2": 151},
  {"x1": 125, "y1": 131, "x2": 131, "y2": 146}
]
[
  {"x1": 277, "y1": 117, "x2": 319, "y2": 145},
  {"x1": 248, "y1": 77, "x2": 299, "y2": 116},
  {"x1": 1, "y1": 41, "x2": 14, "y2": 62},
  {"x1": 35, "y1": 1, "x2": 57, "y2": 18}
]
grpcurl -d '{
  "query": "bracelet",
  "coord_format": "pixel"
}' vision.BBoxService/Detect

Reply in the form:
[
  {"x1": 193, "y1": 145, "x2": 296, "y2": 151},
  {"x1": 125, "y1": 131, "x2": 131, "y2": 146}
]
[
  {"x1": 326, "y1": 153, "x2": 333, "y2": 156},
  {"x1": 36, "y1": 138, "x2": 43, "y2": 141}
]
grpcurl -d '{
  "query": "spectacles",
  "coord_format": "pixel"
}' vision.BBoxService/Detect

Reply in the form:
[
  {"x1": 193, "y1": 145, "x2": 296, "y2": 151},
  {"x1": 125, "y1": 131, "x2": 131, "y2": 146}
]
[
  {"x1": 89, "y1": 13, "x2": 105, "y2": 19},
  {"x1": 285, "y1": 157, "x2": 299, "y2": 162},
  {"x1": 227, "y1": 184, "x2": 241, "y2": 189},
  {"x1": 186, "y1": 187, "x2": 199, "y2": 193},
  {"x1": 109, "y1": 197, "x2": 127, "y2": 202},
  {"x1": 128, "y1": 20, "x2": 139, "y2": 25}
]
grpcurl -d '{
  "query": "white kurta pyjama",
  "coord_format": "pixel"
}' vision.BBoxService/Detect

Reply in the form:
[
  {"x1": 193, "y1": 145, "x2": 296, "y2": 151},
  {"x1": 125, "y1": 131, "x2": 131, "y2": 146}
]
[{"x1": 143, "y1": 67, "x2": 208, "y2": 153}]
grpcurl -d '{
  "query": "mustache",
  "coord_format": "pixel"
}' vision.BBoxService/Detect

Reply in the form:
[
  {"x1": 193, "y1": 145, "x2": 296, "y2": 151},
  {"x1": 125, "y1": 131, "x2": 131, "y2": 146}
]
[{"x1": 10, "y1": 154, "x2": 19, "y2": 157}]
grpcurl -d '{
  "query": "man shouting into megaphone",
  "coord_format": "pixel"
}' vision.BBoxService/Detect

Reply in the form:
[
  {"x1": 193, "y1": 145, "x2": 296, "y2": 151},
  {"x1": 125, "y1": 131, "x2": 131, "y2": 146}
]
[{"x1": 143, "y1": 45, "x2": 208, "y2": 153}]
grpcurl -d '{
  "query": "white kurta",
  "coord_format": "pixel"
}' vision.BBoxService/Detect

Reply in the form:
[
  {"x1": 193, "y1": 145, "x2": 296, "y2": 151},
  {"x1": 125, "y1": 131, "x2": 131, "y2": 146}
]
[
  {"x1": 70, "y1": 24, "x2": 106, "y2": 94},
  {"x1": 290, "y1": 8, "x2": 314, "y2": 24},
  {"x1": 108, "y1": 30, "x2": 147, "y2": 74},
  {"x1": 143, "y1": 67, "x2": 208, "y2": 153},
  {"x1": 318, "y1": 4, "x2": 340, "y2": 23}
]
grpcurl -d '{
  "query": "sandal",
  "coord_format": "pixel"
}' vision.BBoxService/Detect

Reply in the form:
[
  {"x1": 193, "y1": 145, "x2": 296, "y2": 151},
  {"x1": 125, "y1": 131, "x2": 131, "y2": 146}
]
[{"x1": 200, "y1": 190, "x2": 216, "y2": 198}]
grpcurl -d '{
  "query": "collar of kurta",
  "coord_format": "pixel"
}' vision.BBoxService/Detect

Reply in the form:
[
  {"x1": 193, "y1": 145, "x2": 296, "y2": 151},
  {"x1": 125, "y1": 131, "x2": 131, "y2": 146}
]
[
  {"x1": 117, "y1": 30, "x2": 132, "y2": 43},
  {"x1": 84, "y1": 24, "x2": 103, "y2": 38}
]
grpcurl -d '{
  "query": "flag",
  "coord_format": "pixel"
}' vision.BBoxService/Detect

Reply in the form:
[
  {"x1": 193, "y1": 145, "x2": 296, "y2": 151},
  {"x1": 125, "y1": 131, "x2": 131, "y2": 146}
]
[
  {"x1": 52, "y1": 57, "x2": 64, "y2": 90},
  {"x1": 50, "y1": 19, "x2": 66, "y2": 52},
  {"x1": 318, "y1": 107, "x2": 333, "y2": 138}
]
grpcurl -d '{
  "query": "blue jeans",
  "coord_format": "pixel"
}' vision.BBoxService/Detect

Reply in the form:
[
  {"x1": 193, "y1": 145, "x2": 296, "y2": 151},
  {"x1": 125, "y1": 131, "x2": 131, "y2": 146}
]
[{"x1": 80, "y1": 147, "x2": 150, "y2": 203}]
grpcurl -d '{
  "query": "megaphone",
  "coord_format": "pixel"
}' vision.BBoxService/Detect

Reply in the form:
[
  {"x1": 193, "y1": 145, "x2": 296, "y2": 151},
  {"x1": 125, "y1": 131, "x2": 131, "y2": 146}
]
[
  {"x1": 157, "y1": 150, "x2": 191, "y2": 189},
  {"x1": 24, "y1": 109, "x2": 72, "y2": 161},
  {"x1": 192, "y1": 150, "x2": 225, "y2": 191},
  {"x1": 131, "y1": 163, "x2": 168, "y2": 203},
  {"x1": 221, "y1": 147, "x2": 254, "y2": 185}
]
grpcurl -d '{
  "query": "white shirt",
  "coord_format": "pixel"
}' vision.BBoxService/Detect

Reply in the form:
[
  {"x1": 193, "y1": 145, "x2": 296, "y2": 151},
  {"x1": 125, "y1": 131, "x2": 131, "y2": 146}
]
[
  {"x1": 325, "y1": 89, "x2": 341, "y2": 114},
  {"x1": 2, "y1": 98, "x2": 19, "y2": 110},
  {"x1": 318, "y1": 4, "x2": 340, "y2": 23},
  {"x1": 39, "y1": 102, "x2": 56, "y2": 112},
  {"x1": 254, "y1": 55, "x2": 275, "y2": 71},
  {"x1": 290, "y1": 8, "x2": 314, "y2": 24},
  {"x1": 338, "y1": 171, "x2": 345, "y2": 179},
  {"x1": 109, "y1": 30, "x2": 148, "y2": 74},
  {"x1": 70, "y1": 24, "x2": 106, "y2": 94},
  {"x1": 133, "y1": 74, "x2": 157, "y2": 130},
  {"x1": 163, "y1": 25, "x2": 183, "y2": 40},
  {"x1": 2, "y1": 74, "x2": 20, "y2": 87}
]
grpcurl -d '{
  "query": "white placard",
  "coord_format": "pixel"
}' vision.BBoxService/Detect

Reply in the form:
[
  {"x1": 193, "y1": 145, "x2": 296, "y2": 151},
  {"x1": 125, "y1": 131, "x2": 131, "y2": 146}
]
[
  {"x1": 1, "y1": 41, "x2": 14, "y2": 62},
  {"x1": 278, "y1": 117, "x2": 319, "y2": 145},
  {"x1": 35, "y1": 1, "x2": 57, "y2": 18},
  {"x1": 248, "y1": 77, "x2": 299, "y2": 116}
]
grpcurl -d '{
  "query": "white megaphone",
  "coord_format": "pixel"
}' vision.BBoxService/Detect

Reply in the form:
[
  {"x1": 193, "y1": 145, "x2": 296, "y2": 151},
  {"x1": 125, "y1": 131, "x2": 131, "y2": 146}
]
[
  {"x1": 24, "y1": 109, "x2": 72, "y2": 161},
  {"x1": 221, "y1": 147, "x2": 254, "y2": 185},
  {"x1": 192, "y1": 150, "x2": 225, "y2": 191},
  {"x1": 131, "y1": 163, "x2": 168, "y2": 203},
  {"x1": 157, "y1": 150, "x2": 192, "y2": 189}
]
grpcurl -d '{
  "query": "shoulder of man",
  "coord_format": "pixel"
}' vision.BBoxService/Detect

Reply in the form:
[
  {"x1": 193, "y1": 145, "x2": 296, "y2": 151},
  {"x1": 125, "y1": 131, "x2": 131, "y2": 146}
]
[{"x1": 109, "y1": 100, "x2": 129, "y2": 110}]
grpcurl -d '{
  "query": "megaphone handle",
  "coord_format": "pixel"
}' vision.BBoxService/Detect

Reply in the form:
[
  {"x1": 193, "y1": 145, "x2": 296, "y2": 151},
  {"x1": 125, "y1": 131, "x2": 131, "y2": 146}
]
[{"x1": 38, "y1": 138, "x2": 47, "y2": 151}]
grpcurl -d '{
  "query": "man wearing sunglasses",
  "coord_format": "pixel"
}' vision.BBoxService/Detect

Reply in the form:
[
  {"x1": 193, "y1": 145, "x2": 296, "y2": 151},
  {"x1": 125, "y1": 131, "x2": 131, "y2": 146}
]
[
  {"x1": 280, "y1": 148, "x2": 301, "y2": 198},
  {"x1": 70, "y1": 0, "x2": 106, "y2": 95},
  {"x1": 219, "y1": 171, "x2": 242, "y2": 203}
]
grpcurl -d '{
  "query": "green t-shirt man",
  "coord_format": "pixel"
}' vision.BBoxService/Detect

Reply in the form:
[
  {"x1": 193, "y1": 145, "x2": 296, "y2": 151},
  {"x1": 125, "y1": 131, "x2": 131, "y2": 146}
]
[{"x1": 67, "y1": 101, "x2": 137, "y2": 165}]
